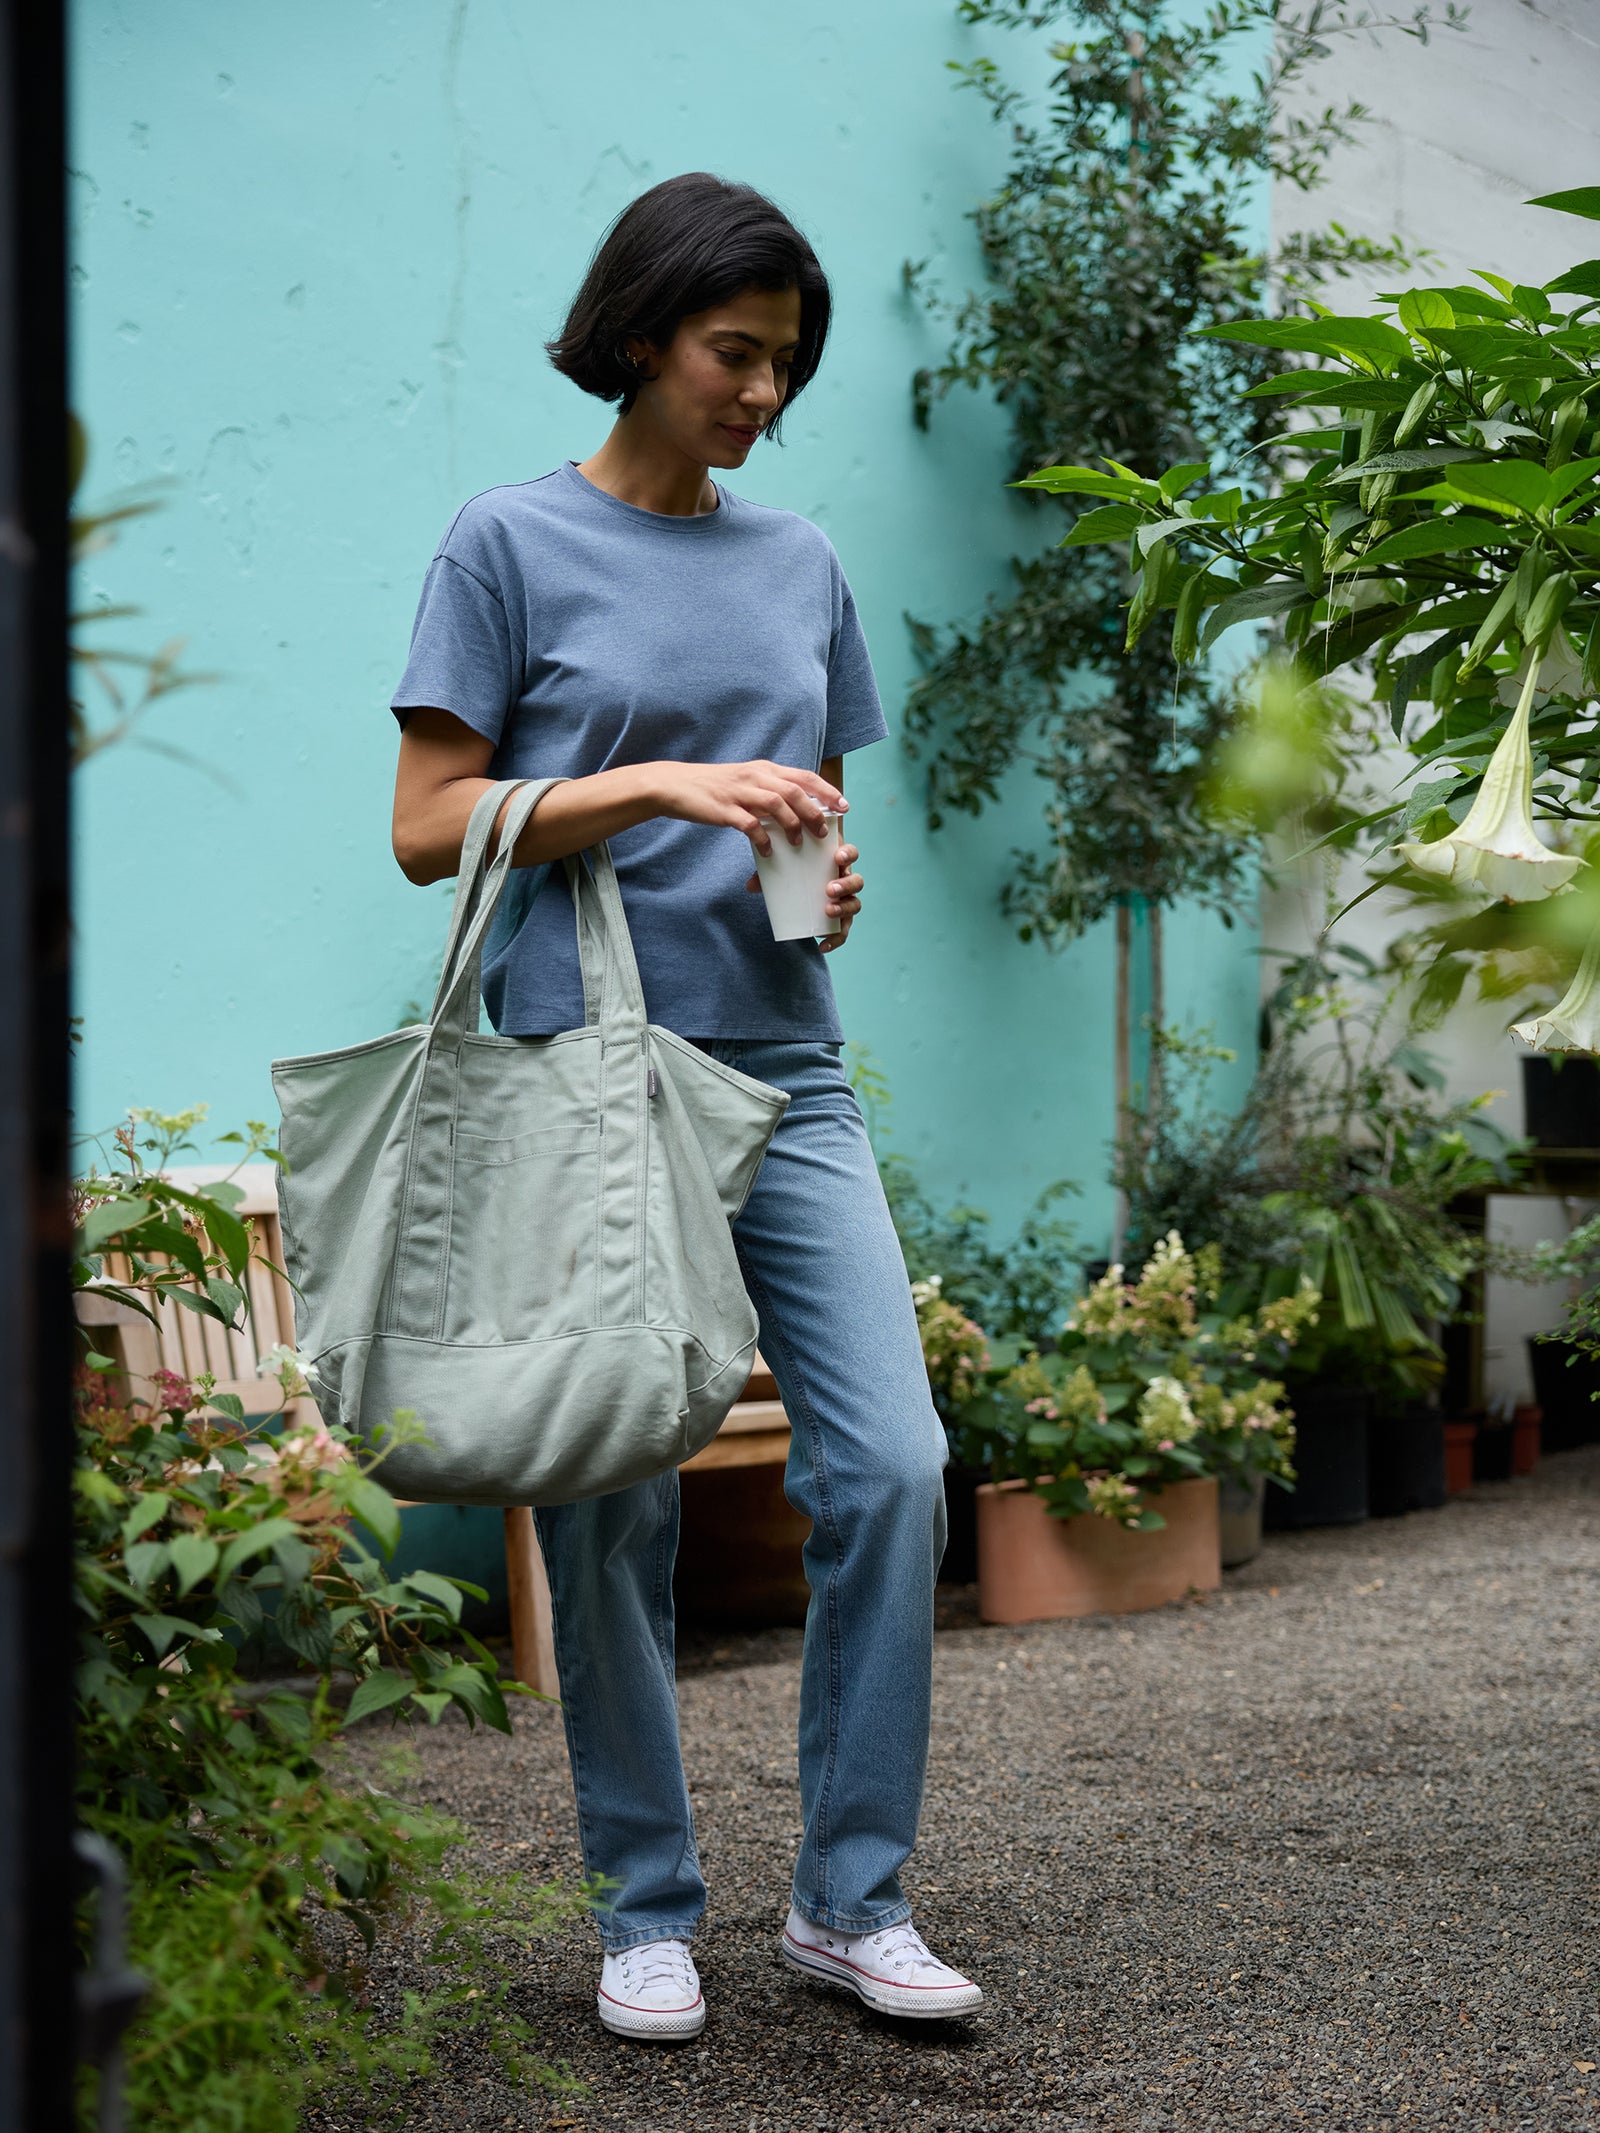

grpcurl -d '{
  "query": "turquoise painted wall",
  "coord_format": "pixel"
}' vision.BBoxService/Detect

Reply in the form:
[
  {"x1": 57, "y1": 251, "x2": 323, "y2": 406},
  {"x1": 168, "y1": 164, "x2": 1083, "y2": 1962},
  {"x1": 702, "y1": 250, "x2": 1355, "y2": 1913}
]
[{"x1": 70, "y1": 0, "x2": 1260, "y2": 1252}]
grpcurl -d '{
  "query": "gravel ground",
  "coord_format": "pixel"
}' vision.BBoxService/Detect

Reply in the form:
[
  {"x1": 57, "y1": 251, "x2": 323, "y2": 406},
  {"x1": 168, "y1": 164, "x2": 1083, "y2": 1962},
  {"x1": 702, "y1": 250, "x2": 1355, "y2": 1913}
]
[{"x1": 311, "y1": 1448, "x2": 1600, "y2": 2133}]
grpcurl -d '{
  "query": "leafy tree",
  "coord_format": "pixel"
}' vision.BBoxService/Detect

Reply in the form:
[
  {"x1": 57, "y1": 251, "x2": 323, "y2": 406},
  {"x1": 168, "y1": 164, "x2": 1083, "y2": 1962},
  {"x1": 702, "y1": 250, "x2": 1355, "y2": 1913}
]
[{"x1": 906, "y1": 0, "x2": 1458, "y2": 1106}]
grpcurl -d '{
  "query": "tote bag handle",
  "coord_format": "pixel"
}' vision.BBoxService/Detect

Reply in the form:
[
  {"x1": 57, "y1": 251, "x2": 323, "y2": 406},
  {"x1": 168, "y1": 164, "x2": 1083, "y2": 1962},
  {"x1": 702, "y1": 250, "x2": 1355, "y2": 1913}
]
[
  {"x1": 430, "y1": 778, "x2": 647, "y2": 1044},
  {"x1": 430, "y1": 777, "x2": 566, "y2": 1022}
]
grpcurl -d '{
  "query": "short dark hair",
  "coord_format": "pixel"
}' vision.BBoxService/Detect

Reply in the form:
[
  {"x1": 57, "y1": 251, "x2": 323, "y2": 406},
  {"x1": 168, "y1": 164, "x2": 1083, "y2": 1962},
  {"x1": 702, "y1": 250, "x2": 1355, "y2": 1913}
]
[{"x1": 546, "y1": 173, "x2": 830, "y2": 443}]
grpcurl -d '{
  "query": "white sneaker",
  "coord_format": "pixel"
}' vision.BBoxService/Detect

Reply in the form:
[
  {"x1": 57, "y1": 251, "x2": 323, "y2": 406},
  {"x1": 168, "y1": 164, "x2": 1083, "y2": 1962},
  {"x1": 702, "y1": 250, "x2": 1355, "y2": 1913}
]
[
  {"x1": 780, "y1": 1907, "x2": 984, "y2": 2018},
  {"x1": 596, "y1": 1938, "x2": 705, "y2": 2040}
]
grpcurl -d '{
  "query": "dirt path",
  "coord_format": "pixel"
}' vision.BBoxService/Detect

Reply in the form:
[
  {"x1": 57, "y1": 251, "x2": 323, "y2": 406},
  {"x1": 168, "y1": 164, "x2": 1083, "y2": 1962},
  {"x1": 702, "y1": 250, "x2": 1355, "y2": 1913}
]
[{"x1": 314, "y1": 1446, "x2": 1600, "y2": 2132}]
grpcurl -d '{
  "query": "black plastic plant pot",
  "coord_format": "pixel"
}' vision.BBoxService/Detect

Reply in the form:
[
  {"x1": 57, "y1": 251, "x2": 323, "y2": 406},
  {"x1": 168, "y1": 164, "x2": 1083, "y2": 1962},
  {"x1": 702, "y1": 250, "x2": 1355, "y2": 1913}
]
[
  {"x1": 1264, "y1": 1382, "x2": 1372, "y2": 1530},
  {"x1": 1520, "y1": 1055, "x2": 1600, "y2": 1150},
  {"x1": 1367, "y1": 1406, "x2": 1446, "y2": 1518},
  {"x1": 1527, "y1": 1337, "x2": 1600, "y2": 1452},
  {"x1": 1472, "y1": 1419, "x2": 1515, "y2": 1484}
]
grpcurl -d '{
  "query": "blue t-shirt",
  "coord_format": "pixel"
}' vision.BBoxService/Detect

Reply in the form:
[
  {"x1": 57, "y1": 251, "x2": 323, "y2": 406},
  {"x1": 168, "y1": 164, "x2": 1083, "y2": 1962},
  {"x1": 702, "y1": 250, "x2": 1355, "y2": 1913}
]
[{"x1": 390, "y1": 461, "x2": 888, "y2": 1041}]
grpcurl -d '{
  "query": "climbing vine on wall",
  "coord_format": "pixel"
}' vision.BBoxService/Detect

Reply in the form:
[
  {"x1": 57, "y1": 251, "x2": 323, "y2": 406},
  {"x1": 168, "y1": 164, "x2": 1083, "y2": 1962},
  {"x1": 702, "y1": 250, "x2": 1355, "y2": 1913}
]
[{"x1": 906, "y1": 0, "x2": 1462, "y2": 969}]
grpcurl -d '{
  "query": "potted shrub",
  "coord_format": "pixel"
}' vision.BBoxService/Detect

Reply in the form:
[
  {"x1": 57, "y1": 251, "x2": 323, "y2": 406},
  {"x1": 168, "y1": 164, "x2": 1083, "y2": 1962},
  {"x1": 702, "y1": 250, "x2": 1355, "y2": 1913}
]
[
  {"x1": 939, "y1": 1234, "x2": 1316, "y2": 1625},
  {"x1": 1117, "y1": 958, "x2": 1522, "y2": 1529}
]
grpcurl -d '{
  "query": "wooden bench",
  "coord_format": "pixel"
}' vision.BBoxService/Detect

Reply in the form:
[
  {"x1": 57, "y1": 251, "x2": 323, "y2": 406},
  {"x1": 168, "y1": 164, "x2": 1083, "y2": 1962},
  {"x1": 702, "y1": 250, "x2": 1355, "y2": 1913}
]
[
  {"x1": 503, "y1": 1355, "x2": 793, "y2": 1696},
  {"x1": 74, "y1": 1166, "x2": 317, "y2": 1430},
  {"x1": 76, "y1": 1165, "x2": 796, "y2": 1699}
]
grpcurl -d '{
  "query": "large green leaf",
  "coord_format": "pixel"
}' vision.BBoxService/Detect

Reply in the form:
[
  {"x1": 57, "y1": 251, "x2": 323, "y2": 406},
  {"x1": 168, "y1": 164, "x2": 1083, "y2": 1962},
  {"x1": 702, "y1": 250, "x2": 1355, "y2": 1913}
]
[
  {"x1": 1328, "y1": 446, "x2": 1481, "y2": 486},
  {"x1": 1014, "y1": 465, "x2": 1149, "y2": 499},
  {"x1": 1547, "y1": 259, "x2": 1600, "y2": 300},
  {"x1": 346, "y1": 1477, "x2": 400, "y2": 1556},
  {"x1": 1358, "y1": 515, "x2": 1515, "y2": 567},
  {"x1": 1396, "y1": 289, "x2": 1454, "y2": 333},
  {"x1": 79, "y1": 1197, "x2": 152, "y2": 1254},
  {"x1": 217, "y1": 1516, "x2": 299, "y2": 1581},
  {"x1": 1201, "y1": 316, "x2": 1411, "y2": 364},
  {"x1": 344, "y1": 1669, "x2": 416, "y2": 1727},
  {"x1": 202, "y1": 1275, "x2": 246, "y2": 1327},
  {"x1": 1059, "y1": 503, "x2": 1142, "y2": 546},
  {"x1": 1435, "y1": 460, "x2": 1554, "y2": 515},
  {"x1": 1529, "y1": 188, "x2": 1600, "y2": 223},
  {"x1": 122, "y1": 1491, "x2": 170, "y2": 1544},
  {"x1": 131, "y1": 1612, "x2": 197, "y2": 1660},
  {"x1": 167, "y1": 1533, "x2": 219, "y2": 1597},
  {"x1": 1158, "y1": 462, "x2": 1210, "y2": 500},
  {"x1": 402, "y1": 1568, "x2": 465, "y2": 1622},
  {"x1": 1197, "y1": 581, "x2": 1314, "y2": 653},
  {"x1": 123, "y1": 1539, "x2": 169, "y2": 1591},
  {"x1": 428, "y1": 1662, "x2": 511, "y2": 1734}
]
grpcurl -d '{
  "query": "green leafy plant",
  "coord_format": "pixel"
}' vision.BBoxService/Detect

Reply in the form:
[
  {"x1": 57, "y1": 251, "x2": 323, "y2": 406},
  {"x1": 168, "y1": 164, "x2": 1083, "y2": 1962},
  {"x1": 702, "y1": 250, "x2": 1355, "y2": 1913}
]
[
  {"x1": 74, "y1": 1109, "x2": 590, "y2": 2130},
  {"x1": 1117, "y1": 951, "x2": 1525, "y2": 1393},
  {"x1": 1026, "y1": 188, "x2": 1600, "y2": 1044},
  {"x1": 934, "y1": 1231, "x2": 1317, "y2": 1524},
  {"x1": 905, "y1": 0, "x2": 1454, "y2": 1081}
]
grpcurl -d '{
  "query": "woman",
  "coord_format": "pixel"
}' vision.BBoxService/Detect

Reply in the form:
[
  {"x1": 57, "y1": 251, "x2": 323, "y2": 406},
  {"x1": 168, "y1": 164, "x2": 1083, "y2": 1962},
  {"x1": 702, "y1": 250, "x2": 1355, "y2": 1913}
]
[{"x1": 389, "y1": 173, "x2": 982, "y2": 2041}]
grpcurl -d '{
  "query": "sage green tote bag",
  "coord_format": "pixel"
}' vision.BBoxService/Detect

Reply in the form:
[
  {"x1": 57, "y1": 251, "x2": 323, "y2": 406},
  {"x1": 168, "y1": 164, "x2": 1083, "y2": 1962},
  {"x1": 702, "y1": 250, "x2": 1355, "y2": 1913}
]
[{"x1": 272, "y1": 778, "x2": 789, "y2": 1506}]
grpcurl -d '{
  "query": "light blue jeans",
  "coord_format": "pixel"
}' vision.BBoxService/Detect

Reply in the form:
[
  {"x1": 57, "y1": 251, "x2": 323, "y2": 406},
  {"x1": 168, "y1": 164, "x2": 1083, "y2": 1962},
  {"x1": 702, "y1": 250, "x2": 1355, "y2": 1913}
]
[{"x1": 534, "y1": 1039, "x2": 948, "y2": 1950}]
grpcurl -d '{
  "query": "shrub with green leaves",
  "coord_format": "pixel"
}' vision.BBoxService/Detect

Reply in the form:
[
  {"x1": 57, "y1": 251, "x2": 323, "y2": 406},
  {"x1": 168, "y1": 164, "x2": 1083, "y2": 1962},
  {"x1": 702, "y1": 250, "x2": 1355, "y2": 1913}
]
[
  {"x1": 905, "y1": 0, "x2": 1454, "y2": 952},
  {"x1": 75, "y1": 1109, "x2": 590, "y2": 2131},
  {"x1": 940, "y1": 1232, "x2": 1317, "y2": 1525},
  {"x1": 1023, "y1": 188, "x2": 1600, "y2": 1041}
]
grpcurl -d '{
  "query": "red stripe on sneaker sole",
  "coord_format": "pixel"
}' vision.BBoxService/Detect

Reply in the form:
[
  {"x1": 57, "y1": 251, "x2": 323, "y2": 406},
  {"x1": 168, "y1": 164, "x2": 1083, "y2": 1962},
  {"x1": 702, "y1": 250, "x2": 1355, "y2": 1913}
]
[{"x1": 782, "y1": 1932, "x2": 981, "y2": 2001}]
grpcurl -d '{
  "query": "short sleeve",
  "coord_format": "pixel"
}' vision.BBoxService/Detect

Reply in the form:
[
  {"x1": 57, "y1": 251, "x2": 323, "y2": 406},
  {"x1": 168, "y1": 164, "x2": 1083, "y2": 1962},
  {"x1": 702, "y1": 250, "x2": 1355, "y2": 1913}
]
[
  {"x1": 390, "y1": 552, "x2": 515, "y2": 746},
  {"x1": 822, "y1": 568, "x2": 889, "y2": 759}
]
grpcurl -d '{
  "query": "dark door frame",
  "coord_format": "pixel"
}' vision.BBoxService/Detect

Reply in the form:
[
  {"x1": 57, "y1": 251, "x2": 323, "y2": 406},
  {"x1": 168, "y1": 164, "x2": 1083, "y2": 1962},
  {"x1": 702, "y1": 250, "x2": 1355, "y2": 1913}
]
[{"x1": 0, "y1": 0, "x2": 74, "y2": 2124}]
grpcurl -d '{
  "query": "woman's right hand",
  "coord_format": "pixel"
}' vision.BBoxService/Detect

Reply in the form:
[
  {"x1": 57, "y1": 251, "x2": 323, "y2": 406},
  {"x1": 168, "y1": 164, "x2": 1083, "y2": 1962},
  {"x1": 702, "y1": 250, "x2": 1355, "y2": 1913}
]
[{"x1": 651, "y1": 759, "x2": 846, "y2": 855}]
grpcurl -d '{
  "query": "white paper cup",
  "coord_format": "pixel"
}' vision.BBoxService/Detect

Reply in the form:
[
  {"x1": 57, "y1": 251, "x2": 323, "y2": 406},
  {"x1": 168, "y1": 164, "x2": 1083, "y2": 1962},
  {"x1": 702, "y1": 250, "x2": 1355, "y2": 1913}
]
[{"x1": 749, "y1": 812, "x2": 844, "y2": 942}]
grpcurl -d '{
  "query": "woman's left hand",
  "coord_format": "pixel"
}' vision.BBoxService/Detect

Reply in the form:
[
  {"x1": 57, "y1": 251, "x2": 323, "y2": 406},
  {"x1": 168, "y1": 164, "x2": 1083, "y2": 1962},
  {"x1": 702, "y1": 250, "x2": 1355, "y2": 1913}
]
[
  {"x1": 744, "y1": 839, "x2": 863, "y2": 952},
  {"x1": 820, "y1": 840, "x2": 862, "y2": 952}
]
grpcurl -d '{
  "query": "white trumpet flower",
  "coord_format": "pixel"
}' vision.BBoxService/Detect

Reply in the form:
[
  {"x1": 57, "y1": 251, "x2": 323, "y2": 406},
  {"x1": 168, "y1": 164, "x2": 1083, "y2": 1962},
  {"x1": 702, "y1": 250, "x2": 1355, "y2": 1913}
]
[
  {"x1": 1513, "y1": 929, "x2": 1600, "y2": 1053},
  {"x1": 1496, "y1": 629, "x2": 1591, "y2": 710},
  {"x1": 1399, "y1": 657, "x2": 1584, "y2": 901}
]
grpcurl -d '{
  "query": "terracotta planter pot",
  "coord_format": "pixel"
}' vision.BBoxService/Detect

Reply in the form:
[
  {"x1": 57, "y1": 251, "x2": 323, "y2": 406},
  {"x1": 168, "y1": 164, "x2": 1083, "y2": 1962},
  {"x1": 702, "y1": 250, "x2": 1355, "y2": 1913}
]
[
  {"x1": 1512, "y1": 1403, "x2": 1541, "y2": 1477},
  {"x1": 975, "y1": 1476, "x2": 1220, "y2": 1626},
  {"x1": 1442, "y1": 1420, "x2": 1477, "y2": 1495}
]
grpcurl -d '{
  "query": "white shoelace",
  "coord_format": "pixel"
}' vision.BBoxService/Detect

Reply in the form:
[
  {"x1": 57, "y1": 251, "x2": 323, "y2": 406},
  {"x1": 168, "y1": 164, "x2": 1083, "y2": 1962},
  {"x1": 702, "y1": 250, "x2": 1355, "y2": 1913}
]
[
  {"x1": 864, "y1": 1922, "x2": 944, "y2": 1976},
  {"x1": 619, "y1": 1940, "x2": 697, "y2": 1998}
]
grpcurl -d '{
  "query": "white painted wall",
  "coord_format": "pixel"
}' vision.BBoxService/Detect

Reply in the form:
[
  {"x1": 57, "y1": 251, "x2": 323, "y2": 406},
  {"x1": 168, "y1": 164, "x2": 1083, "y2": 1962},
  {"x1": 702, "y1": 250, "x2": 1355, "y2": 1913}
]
[{"x1": 1269, "y1": 0, "x2": 1600, "y2": 1403}]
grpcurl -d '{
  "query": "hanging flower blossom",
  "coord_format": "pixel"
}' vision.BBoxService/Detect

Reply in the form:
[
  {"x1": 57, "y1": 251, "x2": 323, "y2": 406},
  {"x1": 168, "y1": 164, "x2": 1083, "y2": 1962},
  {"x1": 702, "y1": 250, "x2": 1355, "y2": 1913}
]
[
  {"x1": 1398, "y1": 659, "x2": 1584, "y2": 902},
  {"x1": 1513, "y1": 927, "x2": 1600, "y2": 1053},
  {"x1": 1496, "y1": 630, "x2": 1591, "y2": 711}
]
